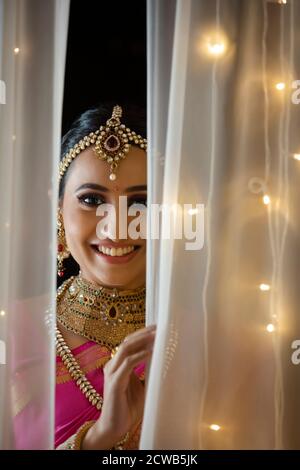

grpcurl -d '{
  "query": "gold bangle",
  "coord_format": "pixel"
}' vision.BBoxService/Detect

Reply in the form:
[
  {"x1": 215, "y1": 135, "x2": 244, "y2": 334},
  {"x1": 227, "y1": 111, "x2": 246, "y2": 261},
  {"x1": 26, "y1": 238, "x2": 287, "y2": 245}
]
[{"x1": 72, "y1": 420, "x2": 96, "y2": 450}]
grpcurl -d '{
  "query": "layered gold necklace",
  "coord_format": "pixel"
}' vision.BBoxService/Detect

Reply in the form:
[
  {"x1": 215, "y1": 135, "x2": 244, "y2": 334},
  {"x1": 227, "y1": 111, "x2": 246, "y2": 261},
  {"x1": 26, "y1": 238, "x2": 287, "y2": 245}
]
[{"x1": 56, "y1": 274, "x2": 146, "y2": 350}]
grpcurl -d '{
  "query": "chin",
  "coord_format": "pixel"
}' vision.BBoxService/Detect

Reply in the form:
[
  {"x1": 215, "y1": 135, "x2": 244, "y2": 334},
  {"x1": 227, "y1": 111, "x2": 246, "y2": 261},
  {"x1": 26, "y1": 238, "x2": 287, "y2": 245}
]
[{"x1": 91, "y1": 269, "x2": 136, "y2": 288}]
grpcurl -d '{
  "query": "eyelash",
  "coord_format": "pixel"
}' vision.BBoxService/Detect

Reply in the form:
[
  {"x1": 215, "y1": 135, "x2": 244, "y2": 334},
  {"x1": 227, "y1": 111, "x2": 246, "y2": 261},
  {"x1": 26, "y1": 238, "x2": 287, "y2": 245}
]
[
  {"x1": 77, "y1": 194, "x2": 105, "y2": 207},
  {"x1": 77, "y1": 193, "x2": 147, "y2": 208}
]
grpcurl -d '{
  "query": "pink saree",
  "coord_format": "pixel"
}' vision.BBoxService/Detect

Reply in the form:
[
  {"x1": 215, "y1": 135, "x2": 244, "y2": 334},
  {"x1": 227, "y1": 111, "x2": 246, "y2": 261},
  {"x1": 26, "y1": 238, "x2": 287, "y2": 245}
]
[{"x1": 55, "y1": 340, "x2": 145, "y2": 449}]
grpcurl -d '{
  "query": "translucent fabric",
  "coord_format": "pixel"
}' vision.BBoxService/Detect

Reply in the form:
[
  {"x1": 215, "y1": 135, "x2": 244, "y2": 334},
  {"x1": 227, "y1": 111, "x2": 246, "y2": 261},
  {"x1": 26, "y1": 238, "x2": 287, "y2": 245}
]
[
  {"x1": 0, "y1": 0, "x2": 69, "y2": 449},
  {"x1": 141, "y1": 0, "x2": 300, "y2": 449}
]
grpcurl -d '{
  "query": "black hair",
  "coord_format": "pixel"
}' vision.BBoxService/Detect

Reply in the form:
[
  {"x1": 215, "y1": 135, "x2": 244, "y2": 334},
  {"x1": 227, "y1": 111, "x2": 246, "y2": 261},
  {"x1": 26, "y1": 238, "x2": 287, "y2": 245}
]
[{"x1": 59, "y1": 100, "x2": 146, "y2": 201}]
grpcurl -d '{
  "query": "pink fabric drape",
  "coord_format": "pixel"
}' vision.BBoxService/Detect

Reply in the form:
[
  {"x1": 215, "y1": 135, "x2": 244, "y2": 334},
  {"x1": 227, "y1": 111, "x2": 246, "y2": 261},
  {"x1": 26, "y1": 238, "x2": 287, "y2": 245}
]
[{"x1": 55, "y1": 340, "x2": 145, "y2": 449}]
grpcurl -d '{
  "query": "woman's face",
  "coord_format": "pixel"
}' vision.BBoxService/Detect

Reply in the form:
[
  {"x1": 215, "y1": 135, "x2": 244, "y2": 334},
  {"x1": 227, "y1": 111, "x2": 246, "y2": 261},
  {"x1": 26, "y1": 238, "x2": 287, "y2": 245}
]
[{"x1": 60, "y1": 145, "x2": 147, "y2": 289}]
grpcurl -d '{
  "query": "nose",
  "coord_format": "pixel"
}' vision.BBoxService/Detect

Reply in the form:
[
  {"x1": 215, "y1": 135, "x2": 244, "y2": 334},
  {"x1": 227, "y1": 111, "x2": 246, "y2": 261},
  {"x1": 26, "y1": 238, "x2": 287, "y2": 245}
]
[{"x1": 96, "y1": 197, "x2": 127, "y2": 242}]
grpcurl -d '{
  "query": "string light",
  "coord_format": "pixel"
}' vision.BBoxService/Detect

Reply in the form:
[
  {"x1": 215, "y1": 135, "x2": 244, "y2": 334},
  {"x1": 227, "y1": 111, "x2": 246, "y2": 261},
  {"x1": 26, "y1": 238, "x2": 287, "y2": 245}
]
[
  {"x1": 275, "y1": 82, "x2": 285, "y2": 91},
  {"x1": 293, "y1": 153, "x2": 300, "y2": 161},
  {"x1": 188, "y1": 208, "x2": 199, "y2": 216},
  {"x1": 210, "y1": 424, "x2": 221, "y2": 431},
  {"x1": 0, "y1": 310, "x2": 5, "y2": 317},
  {"x1": 199, "y1": 29, "x2": 228, "y2": 59},
  {"x1": 263, "y1": 194, "x2": 271, "y2": 205},
  {"x1": 14, "y1": 47, "x2": 20, "y2": 54},
  {"x1": 259, "y1": 283, "x2": 271, "y2": 291},
  {"x1": 207, "y1": 42, "x2": 225, "y2": 56},
  {"x1": 278, "y1": 0, "x2": 287, "y2": 4},
  {"x1": 266, "y1": 323, "x2": 275, "y2": 333}
]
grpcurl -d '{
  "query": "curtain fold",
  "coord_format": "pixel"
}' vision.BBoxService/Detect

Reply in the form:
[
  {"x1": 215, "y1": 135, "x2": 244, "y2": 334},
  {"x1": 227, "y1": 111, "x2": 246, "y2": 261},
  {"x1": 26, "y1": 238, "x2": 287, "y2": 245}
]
[
  {"x1": 142, "y1": 0, "x2": 300, "y2": 449},
  {"x1": 0, "y1": 0, "x2": 70, "y2": 449}
]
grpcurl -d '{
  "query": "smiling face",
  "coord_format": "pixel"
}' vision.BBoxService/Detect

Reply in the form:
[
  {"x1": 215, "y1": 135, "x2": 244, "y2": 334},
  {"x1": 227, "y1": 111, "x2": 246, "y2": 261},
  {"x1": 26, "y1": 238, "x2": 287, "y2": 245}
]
[{"x1": 60, "y1": 145, "x2": 147, "y2": 289}]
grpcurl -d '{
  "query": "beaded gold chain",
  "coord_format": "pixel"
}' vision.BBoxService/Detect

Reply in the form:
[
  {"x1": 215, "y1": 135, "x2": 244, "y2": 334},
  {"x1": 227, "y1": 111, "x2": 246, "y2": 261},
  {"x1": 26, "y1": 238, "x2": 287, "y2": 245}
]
[{"x1": 56, "y1": 326, "x2": 104, "y2": 411}]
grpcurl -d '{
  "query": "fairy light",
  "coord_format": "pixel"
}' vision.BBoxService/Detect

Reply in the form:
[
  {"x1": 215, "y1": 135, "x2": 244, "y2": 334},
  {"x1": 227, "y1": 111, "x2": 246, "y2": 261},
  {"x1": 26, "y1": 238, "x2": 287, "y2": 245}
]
[
  {"x1": 293, "y1": 153, "x2": 300, "y2": 161},
  {"x1": 278, "y1": 0, "x2": 287, "y2": 4},
  {"x1": 0, "y1": 310, "x2": 5, "y2": 317},
  {"x1": 259, "y1": 283, "x2": 271, "y2": 291},
  {"x1": 14, "y1": 47, "x2": 20, "y2": 54},
  {"x1": 200, "y1": 29, "x2": 228, "y2": 59},
  {"x1": 275, "y1": 82, "x2": 285, "y2": 91},
  {"x1": 263, "y1": 194, "x2": 271, "y2": 205},
  {"x1": 188, "y1": 208, "x2": 199, "y2": 216},
  {"x1": 266, "y1": 323, "x2": 275, "y2": 333},
  {"x1": 210, "y1": 424, "x2": 221, "y2": 431},
  {"x1": 207, "y1": 42, "x2": 225, "y2": 56}
]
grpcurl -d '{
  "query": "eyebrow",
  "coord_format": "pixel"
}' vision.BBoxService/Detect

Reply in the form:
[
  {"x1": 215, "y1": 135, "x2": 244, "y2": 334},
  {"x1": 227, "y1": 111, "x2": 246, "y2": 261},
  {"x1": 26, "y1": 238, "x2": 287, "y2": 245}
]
[{"x1": 75, "y1": 183, "x2": 147, "y2": 193}]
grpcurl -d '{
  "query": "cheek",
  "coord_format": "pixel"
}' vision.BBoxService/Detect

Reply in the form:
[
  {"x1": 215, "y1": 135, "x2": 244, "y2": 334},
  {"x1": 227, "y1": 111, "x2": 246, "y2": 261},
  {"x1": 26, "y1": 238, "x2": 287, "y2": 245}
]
[{"x1": 63, "y1": 202, "x2": 97, "y2": 244}]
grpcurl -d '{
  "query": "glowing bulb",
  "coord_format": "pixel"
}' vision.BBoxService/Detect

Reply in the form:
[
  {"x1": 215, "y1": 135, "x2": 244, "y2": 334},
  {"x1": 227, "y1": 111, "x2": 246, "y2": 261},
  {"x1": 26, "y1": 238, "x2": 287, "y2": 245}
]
[
  {"x1": 260, "y1": 283, "x2": 271, "y2": 291},
  {"x1": 0, "y1": 310, "x2": 5, "y2": 316},
  {"x1": 263, "y1": 195, "x2": 271, "y2": 205},
  {"x1": 210, "y1": 424, "x2": 221, "y2": 431},
  {"x1": 293, "y1": 153, "x2": 300, "y2": 161},
  {"x1": 207, "y1": 42, "x2": 225, "y2": 56},
  {"x1": 278, "y1": 0, "x2": 287, "y2": 4},
  {"x1": 188, "y1": 208, "x2": 199, "y2": 216},
  {"x1": 275, "y1": 82, "x2": 285, "y2": 91},
  {"x1": 14, "y1": 47, "x2": 20, "y2": 54},
  {"x1": 266, "y1": 323, "x2": 275, "y2": 333}
]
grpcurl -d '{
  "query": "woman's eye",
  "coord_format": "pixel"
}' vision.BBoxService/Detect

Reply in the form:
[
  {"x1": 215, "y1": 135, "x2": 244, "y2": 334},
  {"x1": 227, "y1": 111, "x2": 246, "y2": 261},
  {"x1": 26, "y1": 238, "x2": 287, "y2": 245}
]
[
  {"x1": 77, "y1": 194, "x2": 105, "y2": 207},
  {"x1": 129, "y1": 198, "x2": 147, "y2": 208}
]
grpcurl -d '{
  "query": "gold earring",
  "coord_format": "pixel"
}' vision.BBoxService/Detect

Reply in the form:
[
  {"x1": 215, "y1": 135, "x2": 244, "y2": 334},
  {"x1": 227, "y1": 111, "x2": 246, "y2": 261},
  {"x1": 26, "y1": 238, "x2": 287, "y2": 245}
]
[{"x1": 57, "y1": 209, "x2": 70, "y2": 277}]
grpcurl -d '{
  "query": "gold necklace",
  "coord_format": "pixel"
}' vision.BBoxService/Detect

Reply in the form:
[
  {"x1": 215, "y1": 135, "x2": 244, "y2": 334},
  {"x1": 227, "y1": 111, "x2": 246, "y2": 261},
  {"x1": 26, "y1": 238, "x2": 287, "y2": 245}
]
[{"x1": 56, "y1": 275, "x2": 146, "y2": 349}]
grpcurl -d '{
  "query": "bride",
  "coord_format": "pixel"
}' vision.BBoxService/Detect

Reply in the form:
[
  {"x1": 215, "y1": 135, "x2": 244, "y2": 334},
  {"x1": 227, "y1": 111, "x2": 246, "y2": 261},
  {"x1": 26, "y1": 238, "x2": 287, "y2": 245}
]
[{"x1": 55, "y1": 103, "x2": 155, "y2": 450}]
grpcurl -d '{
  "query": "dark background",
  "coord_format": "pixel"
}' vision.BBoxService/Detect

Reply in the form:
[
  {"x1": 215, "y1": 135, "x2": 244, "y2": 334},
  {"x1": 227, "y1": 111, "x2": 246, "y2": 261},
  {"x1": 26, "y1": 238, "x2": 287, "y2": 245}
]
[{"x1": 62, "y1": 0, "x2": 147, "y2": 135}]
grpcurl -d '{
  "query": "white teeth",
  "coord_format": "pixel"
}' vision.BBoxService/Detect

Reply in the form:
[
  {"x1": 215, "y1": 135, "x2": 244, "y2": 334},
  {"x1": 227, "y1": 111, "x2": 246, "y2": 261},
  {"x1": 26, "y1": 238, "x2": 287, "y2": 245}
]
[
  {"x1": 116, "y1": 248, "x2": 123, "y2": 256},
  {"x1": 98, "y1": 245, "x2": 135, "y2": 257}
]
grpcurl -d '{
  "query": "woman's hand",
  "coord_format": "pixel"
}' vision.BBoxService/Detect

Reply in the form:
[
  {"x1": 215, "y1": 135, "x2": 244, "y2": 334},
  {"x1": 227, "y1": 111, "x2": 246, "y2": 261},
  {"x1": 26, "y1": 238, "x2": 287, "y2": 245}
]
[{"x1": 82, "y1": 324, "x2": 156, "y2": 449}]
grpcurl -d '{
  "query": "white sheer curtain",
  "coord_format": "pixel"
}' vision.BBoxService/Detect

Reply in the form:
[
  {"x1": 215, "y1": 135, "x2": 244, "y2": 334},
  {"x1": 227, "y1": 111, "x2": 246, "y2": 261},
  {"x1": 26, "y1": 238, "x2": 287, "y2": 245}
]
[
  {"x1": 0, "y1": 0, "x2": 69, "y2": 449},
  {"x1": 142, "y1": 0, "x2": 300, "y2": 449}
]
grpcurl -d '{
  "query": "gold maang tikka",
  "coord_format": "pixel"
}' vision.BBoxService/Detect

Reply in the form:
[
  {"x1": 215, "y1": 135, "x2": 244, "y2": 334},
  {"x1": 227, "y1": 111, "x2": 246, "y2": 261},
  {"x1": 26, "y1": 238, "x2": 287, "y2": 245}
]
[{"x1": 59, "y1": 105, "x2": 147, "y2": 182}]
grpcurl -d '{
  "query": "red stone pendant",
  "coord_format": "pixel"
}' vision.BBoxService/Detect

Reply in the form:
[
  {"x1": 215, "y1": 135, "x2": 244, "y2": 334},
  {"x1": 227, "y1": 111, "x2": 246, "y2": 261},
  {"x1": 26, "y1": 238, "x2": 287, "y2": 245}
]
[
  {"x1": 104, "y1": 134, "x2": 120, "y2": 152},
  {"x1": 109, "y1": 306, "x2": 117, "y2": 318}
]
